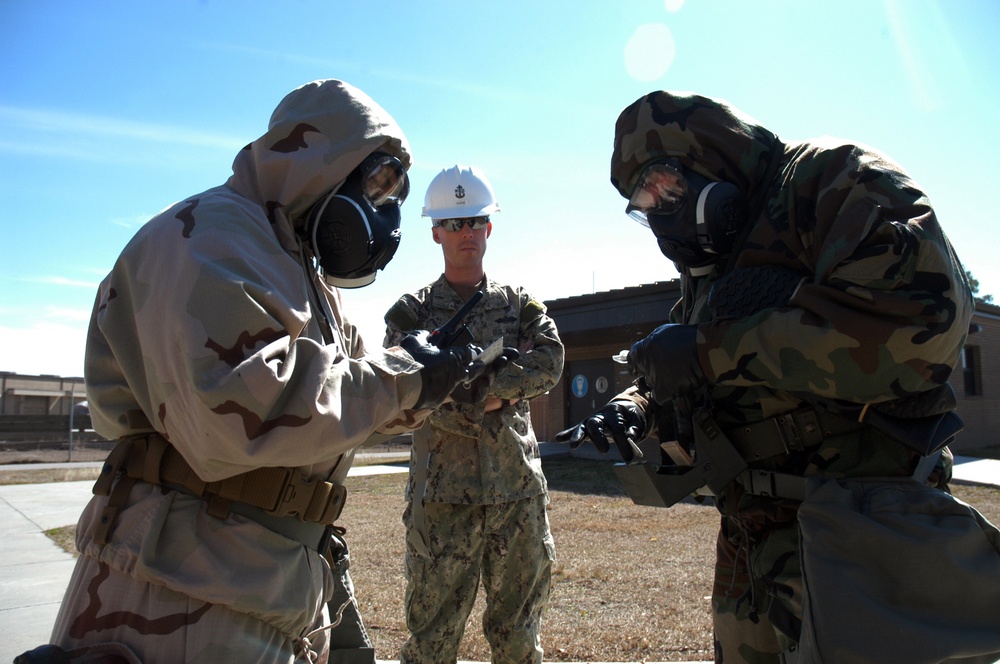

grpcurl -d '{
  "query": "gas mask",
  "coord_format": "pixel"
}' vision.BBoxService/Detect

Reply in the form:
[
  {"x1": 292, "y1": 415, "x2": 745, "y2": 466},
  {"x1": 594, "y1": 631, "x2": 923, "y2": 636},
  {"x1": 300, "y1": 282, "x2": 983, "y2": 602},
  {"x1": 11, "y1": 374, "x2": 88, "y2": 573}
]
[
  {"x1": 305, "y1": 152, "x2": 409, "y2": 288},
  {"x1": 627, "y1": 160, "x2": 746, "y2": 270}
]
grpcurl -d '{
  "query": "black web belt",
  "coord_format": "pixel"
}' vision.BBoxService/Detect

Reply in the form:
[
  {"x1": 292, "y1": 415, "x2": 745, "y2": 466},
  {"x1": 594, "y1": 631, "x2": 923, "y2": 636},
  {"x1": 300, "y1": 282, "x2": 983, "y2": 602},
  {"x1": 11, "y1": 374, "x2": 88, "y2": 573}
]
[
  {"x1": 94, "y1": 432, "x2": 345, "y2": 553},
  {"x1": 725, "y1": 408, "x2": 863, "y2": 501},
  {"x1": 726, "y1": 407, "x2": 863, "y2": 461},
  {"x1": 725, "y1": 408, "x2": 939, "y2": 501}
]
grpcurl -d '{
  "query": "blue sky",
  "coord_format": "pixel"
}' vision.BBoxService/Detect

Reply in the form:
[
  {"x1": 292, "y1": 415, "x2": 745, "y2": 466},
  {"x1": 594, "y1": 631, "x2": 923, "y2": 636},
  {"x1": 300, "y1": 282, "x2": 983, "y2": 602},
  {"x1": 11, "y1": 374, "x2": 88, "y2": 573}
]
[{"x1": 2, "y1": 0, "x2": 998, "y2": 377}]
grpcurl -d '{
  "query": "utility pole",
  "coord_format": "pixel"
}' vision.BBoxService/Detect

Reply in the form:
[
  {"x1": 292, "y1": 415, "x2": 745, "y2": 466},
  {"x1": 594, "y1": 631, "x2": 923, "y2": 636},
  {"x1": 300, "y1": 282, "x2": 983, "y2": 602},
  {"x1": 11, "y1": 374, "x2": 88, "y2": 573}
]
[{"x1": 67, "y1": 389, "x2": 75, "y2": 462}]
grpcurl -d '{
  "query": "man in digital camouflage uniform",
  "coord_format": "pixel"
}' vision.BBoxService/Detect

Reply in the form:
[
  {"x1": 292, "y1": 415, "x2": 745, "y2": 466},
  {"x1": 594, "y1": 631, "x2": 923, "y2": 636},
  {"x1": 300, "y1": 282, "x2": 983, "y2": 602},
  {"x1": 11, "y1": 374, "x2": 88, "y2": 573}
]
[
  {"x1": 40, "y1": 80, "x2": 500, "y2": 664},
  {"x1": 559, "y1": 91, "x2": 1000, "y2": 663},
  {"x1": 384, "y1": 165, "x2": 564, "y2": 664}
]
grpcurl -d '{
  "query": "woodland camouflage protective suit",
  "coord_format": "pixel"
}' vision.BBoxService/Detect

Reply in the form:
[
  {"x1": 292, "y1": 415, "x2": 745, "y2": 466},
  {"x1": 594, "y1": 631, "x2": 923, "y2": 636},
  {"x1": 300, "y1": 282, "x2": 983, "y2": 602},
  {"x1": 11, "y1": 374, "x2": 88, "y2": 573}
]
[
  {"x1": 608, "y1": 92, "x2": 1000, "y2": 663},
  {"x1": 48, "y1": 80, "x2": 430, "y2": 664}
]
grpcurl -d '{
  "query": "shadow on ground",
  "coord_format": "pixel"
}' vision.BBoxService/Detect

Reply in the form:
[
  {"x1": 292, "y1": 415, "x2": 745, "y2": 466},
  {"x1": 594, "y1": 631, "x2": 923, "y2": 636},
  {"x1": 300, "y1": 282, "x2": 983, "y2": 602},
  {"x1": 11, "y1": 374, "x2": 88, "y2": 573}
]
[{"x1": 542, "y1": 458, "x2": 630, "y2": 497}]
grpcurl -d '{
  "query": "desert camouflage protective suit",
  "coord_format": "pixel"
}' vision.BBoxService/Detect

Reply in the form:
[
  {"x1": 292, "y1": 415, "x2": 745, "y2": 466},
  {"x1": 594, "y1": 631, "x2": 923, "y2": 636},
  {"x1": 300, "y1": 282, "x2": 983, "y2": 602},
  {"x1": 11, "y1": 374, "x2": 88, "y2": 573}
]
[
  {"x1": 49, "y1": 80, "x2": 429, "y2": 664},
  {"x1": 384, "y1": 276, "x2": 563, "y2": 664},
  {"x1": 610, "y1": 92, "x2": 1000, "y2": 663}
]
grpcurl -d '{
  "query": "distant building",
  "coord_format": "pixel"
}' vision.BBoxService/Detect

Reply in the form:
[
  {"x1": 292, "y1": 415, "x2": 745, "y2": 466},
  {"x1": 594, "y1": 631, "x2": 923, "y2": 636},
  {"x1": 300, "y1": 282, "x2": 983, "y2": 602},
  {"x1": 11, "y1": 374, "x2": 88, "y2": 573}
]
[
  {"x1": 0, "y1": 372, "x2": 86, "y2": 416},
  {"x1": 958, "y1": 299, "x2": 1000, "y2": 452},
  {"x1": 0, "y1": 372, "x2": 91, "y2": 443},
  {"x1": 534, "y1": 282, "x2": 1000, "y2": 455}
]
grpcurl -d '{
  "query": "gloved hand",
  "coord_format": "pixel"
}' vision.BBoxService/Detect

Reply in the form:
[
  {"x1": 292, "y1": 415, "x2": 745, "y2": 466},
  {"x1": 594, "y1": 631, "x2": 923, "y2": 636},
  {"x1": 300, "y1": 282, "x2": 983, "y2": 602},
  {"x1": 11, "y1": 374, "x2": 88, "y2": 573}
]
[
  {"x1": 554, "y1": 400, "x2": 647, "y2": 462},
  {"x1": 401, "y1": 331, "x2": 476, "y2": 410},
  {"x1": 450, "y1": 347, "x2": 520, "y2": 404},
  {"x1": 627, "y1": 323, "x2": 704, "y2": 405}
]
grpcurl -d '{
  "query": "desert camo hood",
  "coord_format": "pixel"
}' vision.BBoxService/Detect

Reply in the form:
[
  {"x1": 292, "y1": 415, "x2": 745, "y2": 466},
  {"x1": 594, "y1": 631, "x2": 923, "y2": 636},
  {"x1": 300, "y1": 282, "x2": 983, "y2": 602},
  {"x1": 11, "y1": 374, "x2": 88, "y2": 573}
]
[
  {"x1": 611, "y1": 90, "x2": 781, "y2": 205},
  {"x1": 227, "y1": 79, "x2": 411, "y2": 254},
  {"x1": 84, "y1": 79, "x2": 426, "y2": 484}
]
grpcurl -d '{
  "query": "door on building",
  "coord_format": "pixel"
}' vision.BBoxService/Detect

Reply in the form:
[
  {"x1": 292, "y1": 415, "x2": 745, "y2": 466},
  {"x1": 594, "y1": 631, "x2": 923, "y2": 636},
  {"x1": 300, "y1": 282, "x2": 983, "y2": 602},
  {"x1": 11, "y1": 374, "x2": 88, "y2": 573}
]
[{"x1": 566, "y1": 358, "x2": 617, "y2": 425}]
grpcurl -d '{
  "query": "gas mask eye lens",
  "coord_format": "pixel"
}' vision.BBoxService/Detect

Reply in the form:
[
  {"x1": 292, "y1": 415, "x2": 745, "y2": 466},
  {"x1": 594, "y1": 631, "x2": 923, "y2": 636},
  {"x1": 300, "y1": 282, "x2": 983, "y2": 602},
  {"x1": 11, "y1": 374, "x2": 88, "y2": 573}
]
[
  {"x1": 362, "y1": 155, "x2": 409, "y2": 207},
  {"x1": 626, "y1": 161, "x2": 687, "y2": 225},
  {"x1": 434, "y1": 217, "x2": 490, "y2": 232}
]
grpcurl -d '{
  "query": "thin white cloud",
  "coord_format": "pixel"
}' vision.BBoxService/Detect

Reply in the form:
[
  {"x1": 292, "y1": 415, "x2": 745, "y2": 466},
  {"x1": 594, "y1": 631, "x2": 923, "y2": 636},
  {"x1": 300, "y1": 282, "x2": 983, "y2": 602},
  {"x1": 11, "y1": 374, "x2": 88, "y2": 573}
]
[
  {"x1": 44, "y1": 306, "x2": 93, "y2": 323},
  {"x1": 0, "y1": 105, "x2": 247, "y2": 152},
  {"x1": 207, "y1": 42, "x2": 531, "y2": 103},
  {"x1": 0, "y1": 138, "x2": 116, "y2": 162},
  {"x1": 32, "y1": 276, "x2": 100, "y2": 289},
  {"x1": 110, "y1": 213, "x2": 154, "y2": 229},
  {"x1": 0, "y1": 300, "x2": 94, "y2": 323}
]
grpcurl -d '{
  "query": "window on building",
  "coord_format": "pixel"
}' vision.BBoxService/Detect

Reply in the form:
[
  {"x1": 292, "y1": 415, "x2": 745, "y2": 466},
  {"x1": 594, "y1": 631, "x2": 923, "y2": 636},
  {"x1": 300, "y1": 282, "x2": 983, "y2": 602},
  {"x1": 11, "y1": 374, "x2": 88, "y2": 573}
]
[{"x1": 963, "y1": 345, "x2": 982, "y2": 396}]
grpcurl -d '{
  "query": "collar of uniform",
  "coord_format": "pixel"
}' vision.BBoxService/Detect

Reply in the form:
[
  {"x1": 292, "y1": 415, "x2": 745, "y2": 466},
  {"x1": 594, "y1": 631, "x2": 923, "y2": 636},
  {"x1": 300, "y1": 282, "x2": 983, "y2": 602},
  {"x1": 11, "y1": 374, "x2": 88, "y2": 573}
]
[{"x1": 432, "y1": 273, "x2": 493, "y2": 308}]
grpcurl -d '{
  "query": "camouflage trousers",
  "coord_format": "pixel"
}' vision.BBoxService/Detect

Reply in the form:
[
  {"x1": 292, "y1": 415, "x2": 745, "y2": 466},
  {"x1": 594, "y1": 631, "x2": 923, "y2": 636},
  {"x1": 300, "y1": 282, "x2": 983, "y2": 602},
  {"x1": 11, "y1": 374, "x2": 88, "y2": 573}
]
[
  {"x1": 711, "y1": 515, "x2": 799, "y2": 664},
  {"x1": 49, "y1": 481, "x2": 375, "y2": 664},
  {"x1": 52, "y1": 558, "x2": 340, "y2": 663},
  {"x1": 400, "y1": 495, "x2": 555, "y2": 664}
]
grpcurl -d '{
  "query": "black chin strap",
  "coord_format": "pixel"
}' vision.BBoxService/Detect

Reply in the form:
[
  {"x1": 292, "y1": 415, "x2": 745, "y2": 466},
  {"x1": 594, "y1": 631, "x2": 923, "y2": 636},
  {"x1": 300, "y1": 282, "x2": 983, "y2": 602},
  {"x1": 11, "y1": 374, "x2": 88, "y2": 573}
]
[{"x1": 299, "y1": 244, "x2": 336, "y2": 345}]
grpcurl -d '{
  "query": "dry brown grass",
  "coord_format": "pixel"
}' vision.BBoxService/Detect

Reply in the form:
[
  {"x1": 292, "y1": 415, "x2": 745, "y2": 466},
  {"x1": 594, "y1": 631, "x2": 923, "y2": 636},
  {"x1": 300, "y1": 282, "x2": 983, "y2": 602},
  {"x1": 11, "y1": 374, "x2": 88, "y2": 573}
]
[
  {"x1": 343, "y1": 460, "x2": 720, "y2": 662},
  {"x1": 342, "y1": 460, "x2": 1000, "y2": 663},
  {"x1": 7, "y1": 451, "x2": 999, "y2": 663}
]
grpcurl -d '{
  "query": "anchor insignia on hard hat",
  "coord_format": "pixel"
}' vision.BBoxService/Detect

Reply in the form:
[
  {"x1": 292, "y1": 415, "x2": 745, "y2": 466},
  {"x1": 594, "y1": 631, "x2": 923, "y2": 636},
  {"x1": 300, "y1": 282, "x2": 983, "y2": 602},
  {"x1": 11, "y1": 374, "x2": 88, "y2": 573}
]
[{"x1": 454, "y1": 185, "x2": 465, "y2": 199}]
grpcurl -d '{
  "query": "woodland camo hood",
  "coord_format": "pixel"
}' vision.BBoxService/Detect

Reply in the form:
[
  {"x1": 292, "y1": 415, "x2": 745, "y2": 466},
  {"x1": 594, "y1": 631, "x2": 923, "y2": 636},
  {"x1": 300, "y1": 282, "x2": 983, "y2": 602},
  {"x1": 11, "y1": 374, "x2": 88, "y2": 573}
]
[
  {"x1": 611, "y1": 90, "x2": 781, "y2": 204},
  {"x1": 226, "y1": 78, "x2": 411, "y2": 253}
]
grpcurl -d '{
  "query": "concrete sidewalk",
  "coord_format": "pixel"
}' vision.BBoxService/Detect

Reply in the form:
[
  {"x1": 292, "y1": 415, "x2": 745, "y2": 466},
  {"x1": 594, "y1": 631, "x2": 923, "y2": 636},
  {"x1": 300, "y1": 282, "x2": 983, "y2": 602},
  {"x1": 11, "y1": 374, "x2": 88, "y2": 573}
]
[{"x1": 2, "y1": 455, "x2": 996, "y2": 663}]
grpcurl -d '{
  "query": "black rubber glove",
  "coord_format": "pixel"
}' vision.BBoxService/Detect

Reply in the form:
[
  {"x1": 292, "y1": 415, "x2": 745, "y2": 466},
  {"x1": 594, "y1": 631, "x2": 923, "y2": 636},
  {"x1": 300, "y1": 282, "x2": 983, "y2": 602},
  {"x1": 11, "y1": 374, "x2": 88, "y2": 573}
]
[
  {"x1": 554, "y1": 400, "x2": 647, "y2": 462},
  {"x1": 400, "y1": 331, "x2": 475, "y2": 410},
  {"x1": 450, "y1": 347, "x2": 520, "y2": 404},
  {"x1": 627, "y1": 323, "x2": 704, "y2": 405}
]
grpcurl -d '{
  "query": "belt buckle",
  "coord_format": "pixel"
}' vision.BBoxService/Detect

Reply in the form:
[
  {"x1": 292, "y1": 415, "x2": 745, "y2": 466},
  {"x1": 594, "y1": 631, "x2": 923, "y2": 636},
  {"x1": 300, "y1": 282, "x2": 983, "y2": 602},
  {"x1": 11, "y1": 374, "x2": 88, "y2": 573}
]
[
  {"x1": 773, "y1": 409, "x2": 823, "y2": 453},
  {"x1": 773, "y1": 415, "x2": 802, "y2": 453},
  {"x1": 740, "y1": 469, "x2": 778, "y2": 497},
  {"x1": 270, "y1": 472, "x2": 314, "y2": 518}
]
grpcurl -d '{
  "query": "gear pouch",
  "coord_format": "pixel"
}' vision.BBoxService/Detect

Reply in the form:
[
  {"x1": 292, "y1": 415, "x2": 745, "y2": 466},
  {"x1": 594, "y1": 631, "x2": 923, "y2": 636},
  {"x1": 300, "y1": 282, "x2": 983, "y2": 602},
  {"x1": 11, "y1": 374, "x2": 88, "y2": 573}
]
[{"x1": 792, "y1": 478, "x2": 1000, "y2": 664}]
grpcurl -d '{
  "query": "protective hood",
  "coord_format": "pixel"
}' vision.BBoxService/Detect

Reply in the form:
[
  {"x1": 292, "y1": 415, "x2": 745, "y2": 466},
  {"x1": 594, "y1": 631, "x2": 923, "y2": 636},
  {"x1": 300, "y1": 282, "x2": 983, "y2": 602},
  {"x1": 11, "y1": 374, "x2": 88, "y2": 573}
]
[
  {"x1": 226, "y1": 79, "x2": 411, "y2": 255},
  {"x1": 614, "y1": 90, "x2": 973, "y2": 418},
  {"x1": 611, "y1": 91, "x2": 781, "y2": 208}
]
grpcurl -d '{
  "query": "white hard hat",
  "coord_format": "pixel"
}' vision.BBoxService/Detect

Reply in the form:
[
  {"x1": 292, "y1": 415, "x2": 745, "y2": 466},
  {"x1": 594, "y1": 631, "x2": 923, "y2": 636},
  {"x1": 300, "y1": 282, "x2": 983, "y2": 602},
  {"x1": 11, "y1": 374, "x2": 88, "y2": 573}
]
[{"x1": 422, "y1": 164, "x2": 500, "y2": 219}]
